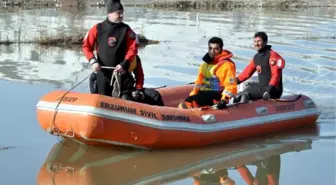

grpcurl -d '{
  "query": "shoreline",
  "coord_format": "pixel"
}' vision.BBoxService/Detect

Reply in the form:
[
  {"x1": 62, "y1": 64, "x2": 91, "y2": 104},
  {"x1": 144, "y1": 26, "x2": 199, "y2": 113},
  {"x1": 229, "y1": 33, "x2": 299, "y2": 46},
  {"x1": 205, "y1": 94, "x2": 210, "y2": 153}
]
[
  {"x1": 1, "y1": 0, "x2": 335, "y2": 9},
  {"x1": 123, "y1": 0, "x2": 336, "y2": 9},
  {"x1": 0, "y1": 33, "x2": 159, "y2": 48}
]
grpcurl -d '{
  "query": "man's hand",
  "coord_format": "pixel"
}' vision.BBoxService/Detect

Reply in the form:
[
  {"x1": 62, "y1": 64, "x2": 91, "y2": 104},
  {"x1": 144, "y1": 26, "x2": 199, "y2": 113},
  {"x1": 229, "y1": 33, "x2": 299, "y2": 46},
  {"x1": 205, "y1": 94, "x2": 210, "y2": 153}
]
[
  {"x1": 115, "y1": 64, "x2": 125, "y2": 73},
  {"x1": 91, "y1": 62, "x2": 101, "y2": 72},
  {"x1": 236, "y1": 77, "x2": 241, "y2": 85},
  {"x1": 216, "y1": 100, "x2": 227, "y2": 109},
  {"x1": 263, "y1": 85, "x2": 273, "y2": 101},
  {"x1": 90, "y1": 58, "x2": 100, "y2": 72},
  {"x1": 263, "y1": 91, "x2": 270, "y2": 101}
]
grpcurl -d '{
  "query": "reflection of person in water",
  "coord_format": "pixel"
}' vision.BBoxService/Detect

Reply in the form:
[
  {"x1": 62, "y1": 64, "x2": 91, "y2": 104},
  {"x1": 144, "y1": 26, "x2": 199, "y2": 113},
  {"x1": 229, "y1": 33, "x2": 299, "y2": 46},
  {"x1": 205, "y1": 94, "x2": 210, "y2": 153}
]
[
  {"x1": 236, "y1": 155, "x2": 281, "y2": 185},
  {"x1": 192, "y1": 155, "x2": 280, "y2": 185},
  {"x1": 192, "y1": 168, "x2": 235, "y2": 185}
]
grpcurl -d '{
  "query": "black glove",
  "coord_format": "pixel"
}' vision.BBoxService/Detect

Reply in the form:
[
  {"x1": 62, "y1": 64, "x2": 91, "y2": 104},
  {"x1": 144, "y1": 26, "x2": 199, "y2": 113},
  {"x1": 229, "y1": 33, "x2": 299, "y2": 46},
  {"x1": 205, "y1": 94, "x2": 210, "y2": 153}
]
[
  {"x1": 236, "y1": 77, "x2": 241, "y2": 85},
  {"x1": 119, "y1": 59, "x2": 130, "y2": 72},
  {"x1": 132, "y1": 89, "x2": 145, "y2": 101},
  {"x1": 216, "y1": 100, "x2": 227, "y2": 109},
  {"x1": 262, "y1": 91, "x2": 270, "y2": 101},
  {"x1": 263, "y1": 85, "x2": 273, "y2": 101}
]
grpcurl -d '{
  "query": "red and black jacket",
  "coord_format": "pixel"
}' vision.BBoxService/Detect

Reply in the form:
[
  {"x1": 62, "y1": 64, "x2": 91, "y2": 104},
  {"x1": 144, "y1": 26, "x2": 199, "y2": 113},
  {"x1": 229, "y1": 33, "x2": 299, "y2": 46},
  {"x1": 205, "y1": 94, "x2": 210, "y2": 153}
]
[
  {"x1": 82, "y1": 18, "x2": 137, "y2": 71},
  {"x1": 237, "y1": 45, "x2": 285, "y2": 97}
]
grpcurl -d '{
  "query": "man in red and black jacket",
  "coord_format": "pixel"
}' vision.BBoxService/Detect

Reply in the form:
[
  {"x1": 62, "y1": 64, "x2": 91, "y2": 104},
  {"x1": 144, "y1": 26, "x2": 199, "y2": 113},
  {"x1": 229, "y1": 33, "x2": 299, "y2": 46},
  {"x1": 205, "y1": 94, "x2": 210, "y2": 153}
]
[
  {"x1": 83, "y1": 0, "x2": 138, "y2": 98},
  {"x1": 236, "y1": 32, "x2": 285, "y2": 102}
]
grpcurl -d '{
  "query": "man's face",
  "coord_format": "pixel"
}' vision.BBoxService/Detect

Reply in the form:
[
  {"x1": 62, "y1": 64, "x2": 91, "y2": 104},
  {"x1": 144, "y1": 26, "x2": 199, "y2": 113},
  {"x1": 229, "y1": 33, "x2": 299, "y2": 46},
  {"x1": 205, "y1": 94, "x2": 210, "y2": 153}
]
[
  {"x1": 108, "y1": 10, "x2": 124, "y2": 23},
  {"x1": 254, "y1": 36, "x2": 266, "y2": 51},
  {"x1": 208, "y1": 43, "x2": 222, "y2": 58}
]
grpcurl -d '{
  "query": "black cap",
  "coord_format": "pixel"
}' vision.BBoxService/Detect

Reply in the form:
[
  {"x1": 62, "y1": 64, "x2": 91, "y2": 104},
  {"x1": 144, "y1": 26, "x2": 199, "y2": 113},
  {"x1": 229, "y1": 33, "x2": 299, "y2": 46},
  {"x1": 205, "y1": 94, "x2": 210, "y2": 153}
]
[{"x1": 106, "y1": 0, "x2": 124, "y2": 14}]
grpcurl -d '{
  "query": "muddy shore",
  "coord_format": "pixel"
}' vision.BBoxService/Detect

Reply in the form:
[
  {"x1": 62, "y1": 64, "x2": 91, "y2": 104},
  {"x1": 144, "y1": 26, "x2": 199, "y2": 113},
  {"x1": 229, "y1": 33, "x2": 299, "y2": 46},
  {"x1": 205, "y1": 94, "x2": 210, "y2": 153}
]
[{"x1": 0, "y1": 33, "x2": 159, "y2": 48}]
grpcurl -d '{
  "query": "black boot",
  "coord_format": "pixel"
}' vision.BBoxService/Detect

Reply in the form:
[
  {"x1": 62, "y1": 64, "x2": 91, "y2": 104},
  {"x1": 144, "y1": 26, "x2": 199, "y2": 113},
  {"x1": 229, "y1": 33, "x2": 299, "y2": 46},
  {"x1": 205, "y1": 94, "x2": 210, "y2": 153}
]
[
  {"x1": 240, "y1": 93, "x2": 249, "y2": 103},
  {"x1": 233, "y1": 92, "x2": 249, "y2": 103}
]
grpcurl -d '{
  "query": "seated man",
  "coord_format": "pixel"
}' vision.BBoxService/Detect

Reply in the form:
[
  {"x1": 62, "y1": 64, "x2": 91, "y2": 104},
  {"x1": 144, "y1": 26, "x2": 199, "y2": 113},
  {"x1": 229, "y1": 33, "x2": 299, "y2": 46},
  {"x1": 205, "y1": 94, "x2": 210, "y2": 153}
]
[
  {"x1": 178, "y1": 37, "x2": 237, "y2": 109},
  {"x1": 235, "y1": 31, "x2": 285, "y2": 102}
]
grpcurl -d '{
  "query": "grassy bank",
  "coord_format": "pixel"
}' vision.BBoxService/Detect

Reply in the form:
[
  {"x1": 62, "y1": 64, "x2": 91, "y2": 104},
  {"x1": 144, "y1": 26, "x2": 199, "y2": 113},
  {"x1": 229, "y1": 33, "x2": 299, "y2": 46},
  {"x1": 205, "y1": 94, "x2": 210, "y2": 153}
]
[
  {"x1": 0, "y1": 34, "x2": 83, "y2": 47},
  {"x1": 0, "y1": 33, "x2": 159, "y2": 48}
]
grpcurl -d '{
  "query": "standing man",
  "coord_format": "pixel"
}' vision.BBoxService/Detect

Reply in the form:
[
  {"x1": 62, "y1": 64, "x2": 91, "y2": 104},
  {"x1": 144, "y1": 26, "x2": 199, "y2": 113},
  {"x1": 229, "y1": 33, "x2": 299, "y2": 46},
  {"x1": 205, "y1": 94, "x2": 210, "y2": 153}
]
[
  {"x1": 83, "y1": 0, "x2": 138, "y2": 97},
  {"x1": 235, "y1": 32, "x2": 285, "y2": 102}
]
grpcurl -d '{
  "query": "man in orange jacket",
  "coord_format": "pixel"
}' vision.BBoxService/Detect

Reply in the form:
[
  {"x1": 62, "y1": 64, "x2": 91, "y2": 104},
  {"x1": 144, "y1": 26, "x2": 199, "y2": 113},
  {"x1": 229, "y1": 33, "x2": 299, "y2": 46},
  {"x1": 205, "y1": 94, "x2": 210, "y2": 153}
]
[{"x1": 179, "y1": 37, "x2": 237, "y2": 109}]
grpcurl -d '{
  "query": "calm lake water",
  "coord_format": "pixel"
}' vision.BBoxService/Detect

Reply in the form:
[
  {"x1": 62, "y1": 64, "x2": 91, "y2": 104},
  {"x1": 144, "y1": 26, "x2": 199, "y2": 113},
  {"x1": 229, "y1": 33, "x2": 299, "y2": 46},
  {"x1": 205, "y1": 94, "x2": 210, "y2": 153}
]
[{"x1": 0, "y1": 6, "x2": 335, "y2": 185}]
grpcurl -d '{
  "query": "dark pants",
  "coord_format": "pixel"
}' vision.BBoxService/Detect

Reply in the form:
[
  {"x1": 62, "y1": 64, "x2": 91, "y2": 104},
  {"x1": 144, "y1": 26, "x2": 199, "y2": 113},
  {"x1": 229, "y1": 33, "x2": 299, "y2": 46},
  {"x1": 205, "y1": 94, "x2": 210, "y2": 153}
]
[
  {"x1": 180, "y1": 91, "x2": 222, "y2": 109},
  {"x1": 238, "y1": 85, "x2": 282, "y2": 101},
  {"x1": 89, "y1": 69, "x2": 134, "y2": 99},
  {"x1": 142, "y1": 88, "x2": 165, "y2": 106},
  {"x1": 123, "y1": 88, "x2": 165, "y2": 106},
  {"x1": 90, "y1": 71, "x2": 164, "y2": 106},
  {"x1": 255, "y1": 155, "x2": 281, "y2": 185}
]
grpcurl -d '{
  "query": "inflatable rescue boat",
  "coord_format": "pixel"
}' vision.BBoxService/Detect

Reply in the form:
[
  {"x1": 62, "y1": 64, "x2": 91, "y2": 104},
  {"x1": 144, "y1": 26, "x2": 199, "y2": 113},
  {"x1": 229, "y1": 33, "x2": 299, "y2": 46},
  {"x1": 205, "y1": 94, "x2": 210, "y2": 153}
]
[
  {"x1": 37, "y1": 127, "x2": 316, "y2": 185},
  {"x1": 36, "y1": 77, "x2": 320, "y2": 149}
]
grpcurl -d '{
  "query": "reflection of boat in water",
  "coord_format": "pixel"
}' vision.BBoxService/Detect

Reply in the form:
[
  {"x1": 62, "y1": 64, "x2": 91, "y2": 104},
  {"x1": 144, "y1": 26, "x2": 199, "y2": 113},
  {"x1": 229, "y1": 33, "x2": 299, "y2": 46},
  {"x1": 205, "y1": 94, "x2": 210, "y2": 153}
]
[{"x1": 36, "y1": 127, "x2": 318, "y2": 185}]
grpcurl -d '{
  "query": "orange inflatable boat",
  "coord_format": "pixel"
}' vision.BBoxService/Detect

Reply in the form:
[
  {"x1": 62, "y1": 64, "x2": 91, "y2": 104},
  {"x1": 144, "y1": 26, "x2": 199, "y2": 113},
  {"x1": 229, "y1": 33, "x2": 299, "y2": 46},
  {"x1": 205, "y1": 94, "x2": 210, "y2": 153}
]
[
  {"x1": 36, "y1": 82, "x2": 320, "y2": 149},
  {"x1": 36, "y1": 127, "x2": 317, "y2": 185}
]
